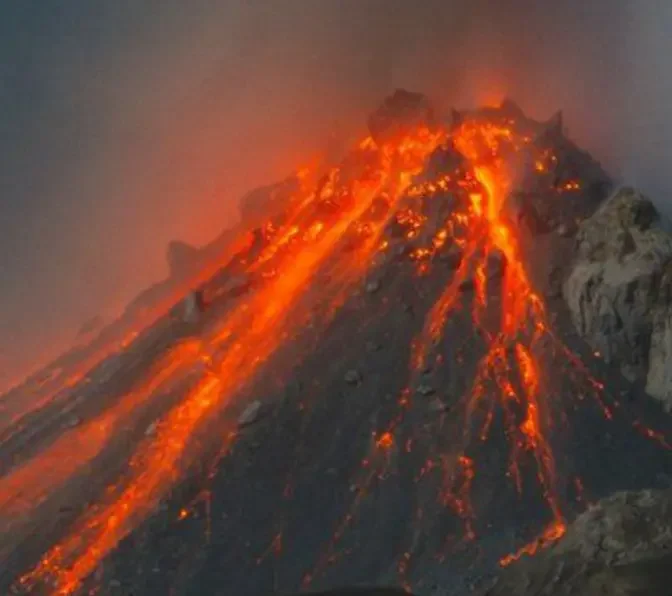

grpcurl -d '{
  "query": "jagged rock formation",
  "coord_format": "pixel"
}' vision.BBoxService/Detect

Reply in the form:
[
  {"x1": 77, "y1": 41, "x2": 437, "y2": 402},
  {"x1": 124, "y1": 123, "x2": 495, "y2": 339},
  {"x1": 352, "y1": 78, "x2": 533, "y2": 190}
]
[
  {"x1": 76, "y1": 315, "x2": 104, "y2": 339},
  {"x1": 564, "y1": 187, "x2": 672, "y2": 408},
  {"x1": 452, "y1": 99, "x2": 611, "y2": 236},
  {"x1": 239, "y1": 176, "x2": 302, "y2": 225},
  {"x1": 167, "y1": 240, "x2": 203, "y2": 278},
  {"x1": 367, "y1": 89, "x2": 436, "y2": 145},
  {"x1": 180, "y1": 290, "x2": 206, "y2": 324},
  {"x1": 485, "y1": 488, "x2": 672, "y2": 596}
]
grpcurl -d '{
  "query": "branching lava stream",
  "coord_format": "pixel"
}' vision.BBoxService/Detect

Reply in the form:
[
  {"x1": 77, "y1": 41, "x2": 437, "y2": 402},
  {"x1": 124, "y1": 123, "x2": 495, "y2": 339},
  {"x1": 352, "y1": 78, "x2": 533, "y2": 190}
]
[{"x1": 8, "y1": 101, "x2": 672, "y2": 595}]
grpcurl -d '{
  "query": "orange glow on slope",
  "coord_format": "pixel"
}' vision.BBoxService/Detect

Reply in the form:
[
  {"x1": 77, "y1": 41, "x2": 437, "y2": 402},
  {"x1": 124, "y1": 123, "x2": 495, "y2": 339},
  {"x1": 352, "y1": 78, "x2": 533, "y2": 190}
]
[
  {"x1": 13, "y1": 103, "x2": 672, "y2": 594},
  {"x1": 18, "y1": 127, "x2": 443, "y2": 595},
  {"x1": 307, "y1": 117, "x2": 578, "y2": 581},
  {"x1": 0, "y1": 340, "x2": 202, "y2": 530},
  {"x1": 406, "y1": 117, "x2": 568, "y2": 561},
  {"x1": 18, "y1": 372, "x2": 225, "y2": 596},
  {"x1": 0, "y1": 229, "x2": 254, "y2": 447},
  {"x1": 499, "y1": 519, "x2": 566, "y2": 566}
]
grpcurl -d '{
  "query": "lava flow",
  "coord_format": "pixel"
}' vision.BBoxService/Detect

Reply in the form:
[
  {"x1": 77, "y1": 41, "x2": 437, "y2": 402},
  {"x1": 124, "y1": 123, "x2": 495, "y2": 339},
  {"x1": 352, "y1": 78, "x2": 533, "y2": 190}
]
[
  {"x1": 16, "y1": 126, "x2": 443, "y2": 595},
  {"x1": 451, "y1": 121, "x2": 567, "y2": 548},
  {"x1": 9, "y1": 98, "x2": 672, "y2": 596},
  {"x1": 405, "y1": 120, "x2": 570, "y2": 561},
  {"x1": 306, "y1": 110, "x2": 672, "y2": 587}
]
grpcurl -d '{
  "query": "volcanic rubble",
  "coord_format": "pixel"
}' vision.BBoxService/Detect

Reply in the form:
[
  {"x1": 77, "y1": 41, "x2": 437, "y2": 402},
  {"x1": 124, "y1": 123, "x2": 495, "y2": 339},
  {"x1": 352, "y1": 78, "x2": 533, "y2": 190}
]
[{"x1": 2, "y1": 91, "x2": 672, "y2": 596}]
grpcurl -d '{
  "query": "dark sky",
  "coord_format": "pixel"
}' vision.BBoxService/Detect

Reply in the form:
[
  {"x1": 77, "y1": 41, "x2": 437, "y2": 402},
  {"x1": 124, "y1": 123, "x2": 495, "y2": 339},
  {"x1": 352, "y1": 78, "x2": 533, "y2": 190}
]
[{"x1": 0, "y1": 1, "x2": 669, "y2": 386}]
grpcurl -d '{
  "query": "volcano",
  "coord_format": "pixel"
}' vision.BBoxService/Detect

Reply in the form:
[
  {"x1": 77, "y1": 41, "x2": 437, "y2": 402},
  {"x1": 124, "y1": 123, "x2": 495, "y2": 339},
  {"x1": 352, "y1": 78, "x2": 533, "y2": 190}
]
[{"x1": 1, "y1": 91, "x2": 671, "y2": 596}]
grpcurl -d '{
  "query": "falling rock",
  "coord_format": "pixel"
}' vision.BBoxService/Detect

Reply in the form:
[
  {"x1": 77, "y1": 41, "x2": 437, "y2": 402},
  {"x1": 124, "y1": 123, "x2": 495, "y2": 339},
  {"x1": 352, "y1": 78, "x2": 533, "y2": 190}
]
[
  {"x1": 65, "y1": 416, "x2": 81, "y2": 429},
  {"x1": 487, "y1": 250, "x2": 507, "y2": 279},
  {"x1": 182, "y1": 290, "x2": 206, "y2": 324},
  {"x1": 365, "y1": 280, "x2": 381, "y2": 294},
  {"x1": 238, "y1": 400, "x2": 264, "y2": 427},
  {"x1": 428, "y1": 398, "x2": 449, "y2": 413},
  {"x1": 440, "y1": 246, "x2": 463, "y2": 270},
  {"x1": 365, "y1": 340, "x2": 382, "y2": 353},
  {"x1": 486, "y1": 488, "x2": 672, "y2": 596},
  {"x1": 459, "y1": 278, "x2": 475, "y2": 292},
  {"x1": 555, "y1": 221, "x2": 576, "y2": 238},
  {"x1": 564, "y1": 187, "x2": 672, "y2": 407},
  {"x1": 416, "y1": 384, "x2": 436, "y2": 397},
  {"x1": 542, "y1": 109, "x2": 564, "y2": 138},
  {"x1": 344, "y1": 369, "x2": 362, "y2": 385},
  {"x1": 547, "y1": 266, "x2": 564, "y2": 299},
  {"x1": 145, "y1": 421, "x2": 158, "y2": 436}
]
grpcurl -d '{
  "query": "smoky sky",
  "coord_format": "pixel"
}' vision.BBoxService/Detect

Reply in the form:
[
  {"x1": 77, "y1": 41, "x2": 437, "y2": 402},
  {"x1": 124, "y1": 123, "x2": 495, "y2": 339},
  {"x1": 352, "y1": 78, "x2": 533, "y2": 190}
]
[{"x1": 0, "y1": 0, "x2": 668, "y2": 386}]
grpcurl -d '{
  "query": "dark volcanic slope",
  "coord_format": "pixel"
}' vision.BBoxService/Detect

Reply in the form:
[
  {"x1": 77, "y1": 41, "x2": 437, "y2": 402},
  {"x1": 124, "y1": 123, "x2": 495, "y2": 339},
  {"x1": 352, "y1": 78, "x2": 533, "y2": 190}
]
[
  {"x1": 1, "y1": 95, "x2": 671, "y2": 596},
  {"x1": 87, "y1": 250, "x2": 671, "y2": 596}
]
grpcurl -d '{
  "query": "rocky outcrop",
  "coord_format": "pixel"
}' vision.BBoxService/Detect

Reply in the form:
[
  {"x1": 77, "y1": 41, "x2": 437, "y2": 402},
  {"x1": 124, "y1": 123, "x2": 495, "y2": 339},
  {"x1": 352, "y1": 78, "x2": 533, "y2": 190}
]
[
  {"x1": 486, "y1": 488, "x2": 672, "y2": 596},
  {"x1": 167, "y1": 240, "x2": 203, "y2": 278},
  {"x1": 76, "y1": 315, "x2": 104, "y2": 339},
  {"x1": 180, "y1": 290, "x2": 206, "y2": 324},
  {"x1": 645, "y1": 260, "x2": 672, "y2": 406},
  {"x1": 564, "y1": 187, "x2": 672, "y2": 407},
  {"x1": 367, "y1": 89, "x2": 436, "y2": 146},
  {"x1": 239, "y1": 176, "x2": 301, "y2": 225}
]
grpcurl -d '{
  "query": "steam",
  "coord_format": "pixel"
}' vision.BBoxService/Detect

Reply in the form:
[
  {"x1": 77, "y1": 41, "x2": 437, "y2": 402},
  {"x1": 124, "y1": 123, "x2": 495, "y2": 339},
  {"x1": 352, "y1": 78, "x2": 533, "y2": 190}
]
[{"x1": 0, "y1": 0, "x2": 668, "y2": 387}]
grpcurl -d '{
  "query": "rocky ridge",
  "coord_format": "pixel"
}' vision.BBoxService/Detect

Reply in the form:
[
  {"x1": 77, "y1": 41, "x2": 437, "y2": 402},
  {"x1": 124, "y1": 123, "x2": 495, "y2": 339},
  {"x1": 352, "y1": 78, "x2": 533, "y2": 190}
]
[
  {"x1": 564, "y1": 186, "x2": 672, "y2": 410},
  {"x1": 485, "y1": 488, "x2": 672, "y2": 596}
]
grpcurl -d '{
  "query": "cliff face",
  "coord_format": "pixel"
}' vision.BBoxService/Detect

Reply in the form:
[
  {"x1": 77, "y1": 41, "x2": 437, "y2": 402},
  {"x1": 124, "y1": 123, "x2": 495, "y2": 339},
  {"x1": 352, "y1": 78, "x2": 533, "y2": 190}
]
[{"x1": 564, "y1": 187, "x2": 672, "y2": 410}]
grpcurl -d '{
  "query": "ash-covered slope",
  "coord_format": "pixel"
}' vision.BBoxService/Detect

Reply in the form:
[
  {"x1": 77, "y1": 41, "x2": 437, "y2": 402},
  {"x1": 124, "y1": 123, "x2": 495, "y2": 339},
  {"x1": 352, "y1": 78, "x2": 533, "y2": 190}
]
[{"x1": 2, "y1": 92, "x2": 671, "y2": 596}]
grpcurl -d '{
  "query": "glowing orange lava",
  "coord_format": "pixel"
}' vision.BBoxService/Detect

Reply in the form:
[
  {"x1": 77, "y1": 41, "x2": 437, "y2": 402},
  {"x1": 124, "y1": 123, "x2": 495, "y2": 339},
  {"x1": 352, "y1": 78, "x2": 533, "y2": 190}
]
[
  {"x1": 17, "y1": 126, "x2": 443, "y2": 595},
  {"x1": 11, "y1": 104, "x2": 672, "y2": 595},
  {"x1": 412, "y1": 118, "x2": 568, "y2": 554}
]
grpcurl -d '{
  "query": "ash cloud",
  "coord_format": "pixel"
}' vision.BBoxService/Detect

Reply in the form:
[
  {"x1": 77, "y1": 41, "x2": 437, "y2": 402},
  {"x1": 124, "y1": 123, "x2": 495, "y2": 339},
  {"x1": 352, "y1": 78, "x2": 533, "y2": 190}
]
[{"x1": 0, "y1": 0, "x2": 667, "y2": 386}]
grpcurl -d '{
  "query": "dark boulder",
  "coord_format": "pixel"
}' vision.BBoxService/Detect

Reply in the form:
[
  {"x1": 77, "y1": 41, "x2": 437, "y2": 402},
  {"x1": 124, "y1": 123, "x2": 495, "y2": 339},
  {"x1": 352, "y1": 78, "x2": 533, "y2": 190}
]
[{"x1": 167, "y1": 240, "x2": 202, "y2": 278}]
